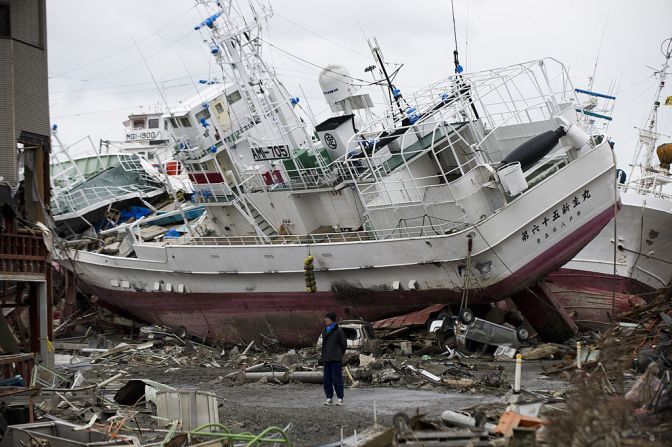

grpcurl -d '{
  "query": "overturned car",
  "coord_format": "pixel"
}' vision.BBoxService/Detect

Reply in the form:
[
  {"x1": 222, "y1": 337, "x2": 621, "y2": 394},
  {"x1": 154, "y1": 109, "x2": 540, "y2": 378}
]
[{"x1": 453, "y1": 308, "x2": 530, "y2": 354}]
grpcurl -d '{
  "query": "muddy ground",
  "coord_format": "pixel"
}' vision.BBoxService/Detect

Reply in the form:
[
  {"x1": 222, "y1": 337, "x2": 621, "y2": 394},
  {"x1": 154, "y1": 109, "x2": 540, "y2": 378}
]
[{"x1": 84, "y1": 359, "x2": 566, "y2": 446}]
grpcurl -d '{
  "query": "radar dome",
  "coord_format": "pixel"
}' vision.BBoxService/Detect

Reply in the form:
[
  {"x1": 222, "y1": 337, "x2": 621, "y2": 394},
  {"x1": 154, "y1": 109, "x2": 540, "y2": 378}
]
[
  {"x1": 656, "y1": 143, "x2": 672, "y2": 169},
  {"x1": 318, "y1": 65, "x2": 357, "y2": 108}
]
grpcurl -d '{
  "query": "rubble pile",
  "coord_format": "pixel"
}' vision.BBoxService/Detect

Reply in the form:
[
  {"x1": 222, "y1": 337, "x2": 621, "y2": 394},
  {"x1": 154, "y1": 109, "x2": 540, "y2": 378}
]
[
  {"x1": 2, "y1": 293, "x2": 670, "y2": 445},
  {"x1": 545, "y1": 291, "x2": 672, "y2": 446}
]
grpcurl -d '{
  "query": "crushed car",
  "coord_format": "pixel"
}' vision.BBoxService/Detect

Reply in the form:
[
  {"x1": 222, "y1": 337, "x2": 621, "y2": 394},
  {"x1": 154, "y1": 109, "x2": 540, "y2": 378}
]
[{"x1": 453, "y1": 308, "x2": 530, "y2": 354}]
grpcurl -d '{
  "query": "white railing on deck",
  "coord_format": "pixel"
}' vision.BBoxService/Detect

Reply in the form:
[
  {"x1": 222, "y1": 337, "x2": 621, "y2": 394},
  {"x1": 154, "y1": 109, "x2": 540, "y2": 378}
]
[
  {"x1": 163, "y1": 217, "x2": 470, "y2": 247},
  {"x1": 52, "y1": 184, "x2": 161, "y2": 216},
  {"x1": 620, "y1": 181, "x2": 672, "y2": 200}
]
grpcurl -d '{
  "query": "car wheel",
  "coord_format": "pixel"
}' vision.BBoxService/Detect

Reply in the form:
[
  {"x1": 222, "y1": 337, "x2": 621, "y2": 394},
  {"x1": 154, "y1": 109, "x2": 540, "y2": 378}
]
[
  {"x1": 459, "y1": 308, "x2": 475, "y2": 324},
  {"x1": 516, "y1": 326, "x2": 530, "y2": 342}
]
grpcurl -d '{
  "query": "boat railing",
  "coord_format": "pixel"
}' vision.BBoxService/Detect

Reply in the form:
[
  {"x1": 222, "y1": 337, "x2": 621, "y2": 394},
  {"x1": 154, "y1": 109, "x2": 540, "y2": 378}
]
[
  {"x1": 619, "y1": 181, "x2": 672, "y2": 200},
  {"x1": 178, "y1": 144, "x2": 208, "y2": 161},
  {"x1": 163, "y1": 218, "x2": 470, "y2": 247},
  {"x1": 358, "y1": 168, "x2": 466, "y2": 208},
  {"x1": 52, "y1": 184, "x2": 161, "y2": 215},
  {"x1": 344, "y1": 115, "x2": 480, "y2": 209},
  {"x1": 404, "y1": 59, "x2": 575, "y2": 131},
  {"x1": 523, "y1": 153, "x2": 570, "y2": 192},
  {"x1": 229, "y1": 155, "x2": 354, "y2": 194}
]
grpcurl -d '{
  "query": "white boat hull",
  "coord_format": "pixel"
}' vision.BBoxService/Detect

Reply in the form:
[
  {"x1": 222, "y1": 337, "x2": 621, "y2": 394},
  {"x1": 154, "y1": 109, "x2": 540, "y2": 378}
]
[
  {"x1": 58, "y1": 142, "x2": 618, "y2": 345},
  {"x1": 560, "y1": 188, "x2": 672, "y2": 292}
]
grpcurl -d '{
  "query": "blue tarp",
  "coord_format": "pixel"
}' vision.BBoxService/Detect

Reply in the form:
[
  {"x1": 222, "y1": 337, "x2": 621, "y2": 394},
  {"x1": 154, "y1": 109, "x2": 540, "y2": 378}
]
[
  {"x1": 119, "y1": 206, "x2": 153, "y2": 222},
  {"x1": 164, "y1": 228, "x2": 182, "y2": 238}
]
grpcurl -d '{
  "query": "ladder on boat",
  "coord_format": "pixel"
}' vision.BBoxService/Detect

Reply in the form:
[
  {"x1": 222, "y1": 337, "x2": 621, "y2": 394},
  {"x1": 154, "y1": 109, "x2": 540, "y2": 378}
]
[{"x1": 231, "y1": 194, "x2": 278, "y2": 242}]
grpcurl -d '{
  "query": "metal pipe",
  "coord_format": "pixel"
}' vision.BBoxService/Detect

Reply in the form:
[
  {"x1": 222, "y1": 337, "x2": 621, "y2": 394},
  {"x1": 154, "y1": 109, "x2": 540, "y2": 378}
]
[
  {"x1": 514, "y1": 353, "x2": 522, "y2": 393},
  {"x1": 440, "y1": 410, "x2": 497, "y2": 433},
  {"x1": 576, "y1": 342, "x2": 583, "y2": 369},
  {"x1": 38, "y1": 281, "x2": 52, "y2": 367},
  {"x1": 234, "y1": 371, "x2": 323, "y2": 383}
]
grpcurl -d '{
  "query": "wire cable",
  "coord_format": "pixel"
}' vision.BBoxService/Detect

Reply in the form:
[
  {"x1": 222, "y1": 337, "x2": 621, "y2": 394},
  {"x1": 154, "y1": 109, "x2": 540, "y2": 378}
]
[
  {"x1": 258, "y1": 37, "x2": 374, "y2": 86},
  {"x1": 274, "y1": 13, "x2": 371, "y2": 59},
  {"x1": 450, "y1": 0, "x2": 459, "y2": 56},
  {"x1": 50, "y1": 5, "x2": 198, "y2": 80}
]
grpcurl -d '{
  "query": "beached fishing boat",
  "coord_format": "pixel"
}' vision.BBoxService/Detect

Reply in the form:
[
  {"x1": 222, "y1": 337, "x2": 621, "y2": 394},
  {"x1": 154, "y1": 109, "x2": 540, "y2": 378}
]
[
  {"x1": 56, "y1": 0, "x2": 618, "y2": 346},
  {"x1": 549, "y1": 37, "x2": 672, "y2": 327},
  {"x1": 49, "y1": 113, "x2": 193, "y2": 236}
]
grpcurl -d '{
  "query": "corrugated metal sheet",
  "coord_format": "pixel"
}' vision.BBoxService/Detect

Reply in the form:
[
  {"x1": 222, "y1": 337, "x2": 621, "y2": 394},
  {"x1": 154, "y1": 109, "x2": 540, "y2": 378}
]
[
  {"x1": 155, "y1": 390, "x2": 219, "y2": 431},
  {"x1": 372, "y1": 304, "x2": 448, "y2": 329}
]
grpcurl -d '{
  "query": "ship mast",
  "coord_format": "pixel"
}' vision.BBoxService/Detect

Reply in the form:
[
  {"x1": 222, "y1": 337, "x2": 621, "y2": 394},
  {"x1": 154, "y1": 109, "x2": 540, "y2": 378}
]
[
  {"x1": 193, "y1": 0, "x2": 321, "y2": 169},
  {"x1": 628, "y1": 37, "x2": 672, "y2": 192}
]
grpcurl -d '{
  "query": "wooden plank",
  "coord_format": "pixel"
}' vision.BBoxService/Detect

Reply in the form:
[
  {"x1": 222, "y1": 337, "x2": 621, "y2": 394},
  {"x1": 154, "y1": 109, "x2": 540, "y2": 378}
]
[
  {"x1": 0, "y1": 273, "x2": 46, "y2": 281},
  {"x1": 0, "y1": 254, "x2": 46, "y2": 261}
]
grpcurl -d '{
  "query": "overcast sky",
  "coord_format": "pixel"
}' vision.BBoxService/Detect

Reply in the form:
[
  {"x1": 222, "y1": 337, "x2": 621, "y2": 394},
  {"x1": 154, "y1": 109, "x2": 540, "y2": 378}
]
[{"x1": 47, "y1": 0, "x2": 672, "y2": 169}]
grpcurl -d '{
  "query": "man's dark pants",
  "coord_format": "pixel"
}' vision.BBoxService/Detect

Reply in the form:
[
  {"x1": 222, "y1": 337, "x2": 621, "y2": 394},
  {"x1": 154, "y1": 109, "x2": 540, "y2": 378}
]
[{"x1": 323, "y1": 361, "x2": 344, "y2": 399}]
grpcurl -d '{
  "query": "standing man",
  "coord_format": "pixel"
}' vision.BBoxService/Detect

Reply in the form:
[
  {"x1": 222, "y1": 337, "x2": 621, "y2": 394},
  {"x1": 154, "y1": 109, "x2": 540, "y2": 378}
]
[{"x1": 320, "y1": 312, "x2": 347, "y2": 406}]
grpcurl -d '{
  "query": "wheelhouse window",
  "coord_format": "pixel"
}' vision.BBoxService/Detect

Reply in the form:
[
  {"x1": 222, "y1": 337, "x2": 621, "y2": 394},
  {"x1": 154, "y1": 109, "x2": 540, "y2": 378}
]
[
  {"x1": 132, "y1": 118, "x2": 145, "y2": 129},
  {"x1": 169, "y1": 118, "x2": 179, "y2": 128},
  {"x1": 195, "y1": 108, "x2": 211, "y2": 123},
  {"x1": 226, "y1": 90, "x2": 241, "y2": 104},
  {"x1": 179, "y1": 116, "x2": 192, "y2": 127},
  {"x1": 215, "y1": 102, "x2": 224, "y2": 114},
  {"x1": 148, "y1": 118, "x2": 159, "y2": 129}
]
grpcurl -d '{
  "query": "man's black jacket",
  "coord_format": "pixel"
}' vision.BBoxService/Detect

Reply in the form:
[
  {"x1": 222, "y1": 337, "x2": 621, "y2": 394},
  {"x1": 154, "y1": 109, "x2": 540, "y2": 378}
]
[{"x1": 320, "y1": 324, "x2": 347, "y2": 362}]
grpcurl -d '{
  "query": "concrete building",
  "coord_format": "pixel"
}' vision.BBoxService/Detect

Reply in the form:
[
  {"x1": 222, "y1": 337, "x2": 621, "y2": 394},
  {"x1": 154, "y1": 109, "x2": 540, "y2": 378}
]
[
  {"x1": 0, "y1": 0, "x2": 50, "y2": 187},
  {"x1": 0, "y1": 0, "x2": 52, "y2": 369}
]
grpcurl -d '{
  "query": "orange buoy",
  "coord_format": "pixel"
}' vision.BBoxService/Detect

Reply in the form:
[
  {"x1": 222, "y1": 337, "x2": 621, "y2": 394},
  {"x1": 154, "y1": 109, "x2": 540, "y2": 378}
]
[{"x1": 657, "y1": 143, "x2": 672, "y2": 169}]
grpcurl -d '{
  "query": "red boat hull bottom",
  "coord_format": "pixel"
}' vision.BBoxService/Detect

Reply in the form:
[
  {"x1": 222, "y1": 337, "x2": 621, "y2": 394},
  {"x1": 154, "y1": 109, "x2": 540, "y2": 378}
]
[
  {"x1": 546, "y1": 269, "x2": 650, "y2": 329},
  {"x1": 89, "y1": 287, "x2": 491, "y2": 347}
]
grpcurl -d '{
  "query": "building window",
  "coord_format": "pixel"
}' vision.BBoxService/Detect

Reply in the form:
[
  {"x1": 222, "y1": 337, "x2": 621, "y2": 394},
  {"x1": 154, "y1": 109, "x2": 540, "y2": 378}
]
[
  {"x1": 148, "y1": 118, "x2": 159, "y2": 129},
  {"x1": 132, "y1": 118, "x2": 145, "y2": 129},
  {"x1": 226, "y1": 90, "x2": 241, "y2": 104},
  {"x1": 179, "y1": 116, "x2": 192, "y2": 127},
  {"x1": 0, "y1": 4, "x2": 10, "y2": 37}
]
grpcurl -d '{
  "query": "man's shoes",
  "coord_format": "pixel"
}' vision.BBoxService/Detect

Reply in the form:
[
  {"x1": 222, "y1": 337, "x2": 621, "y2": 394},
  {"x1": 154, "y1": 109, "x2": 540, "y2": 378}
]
[
  {"x1": 336, "y1": 398, "x2": 343, "y2": 406},
  {"x1": 324, "y1": 398, "x2": 333, "y2": 405}
]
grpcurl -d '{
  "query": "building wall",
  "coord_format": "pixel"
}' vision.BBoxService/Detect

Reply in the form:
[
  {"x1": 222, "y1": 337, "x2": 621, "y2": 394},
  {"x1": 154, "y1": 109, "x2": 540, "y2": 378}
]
[{"x1": 0, "y1": 0, "x2": 49, "y2": 186}]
